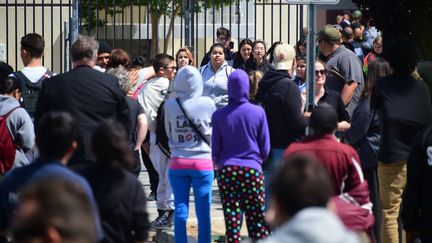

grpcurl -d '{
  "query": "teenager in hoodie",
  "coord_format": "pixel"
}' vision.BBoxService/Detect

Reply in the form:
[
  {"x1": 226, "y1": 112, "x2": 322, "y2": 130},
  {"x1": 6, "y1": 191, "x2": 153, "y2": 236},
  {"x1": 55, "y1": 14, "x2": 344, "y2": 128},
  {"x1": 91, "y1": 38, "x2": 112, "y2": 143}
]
[
  {"x1": 164, "y1": 66, "x2": 216, "y2": 243},
  {"x1": 255, "y1": 44, "x2": 307, "y2": 207},
  {"x1": 212, "y1": 69, "x2": 271, "y2": 242},
  {"x1": 0, "y1": 76, "x2": 34, "y2": 173},
  {"x1": 199, "y1": 43, "x2": 235, "y2": 109}
]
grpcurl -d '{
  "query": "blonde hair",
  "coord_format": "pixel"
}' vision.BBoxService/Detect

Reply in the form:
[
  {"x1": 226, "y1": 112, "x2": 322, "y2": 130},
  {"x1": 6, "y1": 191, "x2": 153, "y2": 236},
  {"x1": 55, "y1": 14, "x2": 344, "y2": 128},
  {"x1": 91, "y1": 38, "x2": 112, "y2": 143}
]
[
  {"x1": 374, "y1": 36, "x2": 382, "y2": 45},
  {"x1": 336, "y1": 15, "x2": 343, "y2": 24},
  {"x1": 248, "y1": 71, "x2": 264, "y2": 101}
]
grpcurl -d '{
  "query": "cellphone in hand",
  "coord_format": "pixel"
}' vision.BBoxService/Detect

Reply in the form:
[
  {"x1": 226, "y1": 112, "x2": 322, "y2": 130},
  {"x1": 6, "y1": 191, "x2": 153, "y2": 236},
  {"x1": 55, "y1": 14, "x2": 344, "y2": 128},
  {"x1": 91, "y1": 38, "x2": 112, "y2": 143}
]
[{"x1": 229, "y1": 41, "x2": 234, "y2": 50}]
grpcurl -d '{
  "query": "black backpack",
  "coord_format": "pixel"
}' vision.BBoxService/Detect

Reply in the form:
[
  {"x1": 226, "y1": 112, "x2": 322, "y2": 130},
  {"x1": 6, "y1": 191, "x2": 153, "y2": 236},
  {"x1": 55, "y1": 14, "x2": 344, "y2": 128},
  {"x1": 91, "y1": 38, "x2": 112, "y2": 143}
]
[
  {"x1": 155, "y1": 99, "x2": 170, "y2": 157},
  {"x1": 14, "y1": 70, "x2": 53, "y2": 117}
]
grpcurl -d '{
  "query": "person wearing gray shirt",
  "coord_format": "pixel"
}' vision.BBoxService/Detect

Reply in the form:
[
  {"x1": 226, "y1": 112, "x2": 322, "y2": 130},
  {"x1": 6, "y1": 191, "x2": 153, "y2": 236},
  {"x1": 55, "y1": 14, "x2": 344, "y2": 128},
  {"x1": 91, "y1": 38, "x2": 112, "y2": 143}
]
[{"x1": 317, "y1": 25, "x2": 364, "y2": 118}]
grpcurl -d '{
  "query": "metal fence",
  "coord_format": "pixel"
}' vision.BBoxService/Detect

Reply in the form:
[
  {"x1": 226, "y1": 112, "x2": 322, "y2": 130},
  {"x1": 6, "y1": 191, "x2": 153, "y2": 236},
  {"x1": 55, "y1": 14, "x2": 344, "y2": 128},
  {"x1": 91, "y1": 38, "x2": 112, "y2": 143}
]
[
  {"x1": 0, "y1": 0, "x2": 307, "y2": 73},
  {"x1": 0, "y1": 0, "x2": 73, "y2": 73}
]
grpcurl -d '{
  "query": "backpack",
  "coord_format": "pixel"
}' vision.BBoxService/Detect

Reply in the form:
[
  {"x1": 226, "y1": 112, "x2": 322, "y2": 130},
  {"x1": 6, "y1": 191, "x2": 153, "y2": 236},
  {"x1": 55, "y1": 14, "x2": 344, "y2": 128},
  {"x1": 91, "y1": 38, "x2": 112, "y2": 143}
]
[
  {"x1": 155, "y1": 99, "x2": 170, "y2": 157},
  {"x1": 0, "y1": 106, "x2": 20, "y2": 174},
  {"x1": 14, "y1": 70, "x2": 53, "y2": 117}
]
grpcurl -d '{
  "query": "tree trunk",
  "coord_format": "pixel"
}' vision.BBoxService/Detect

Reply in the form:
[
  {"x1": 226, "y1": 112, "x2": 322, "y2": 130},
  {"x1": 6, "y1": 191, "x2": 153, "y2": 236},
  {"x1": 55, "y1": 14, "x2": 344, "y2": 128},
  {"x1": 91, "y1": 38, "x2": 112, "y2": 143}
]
[
  {"x1": 150, "y1": 11, "x2": 160, "y2": 58},
  {"x1": 163, "y1": 3, "x2": 181, "y2": 53}
]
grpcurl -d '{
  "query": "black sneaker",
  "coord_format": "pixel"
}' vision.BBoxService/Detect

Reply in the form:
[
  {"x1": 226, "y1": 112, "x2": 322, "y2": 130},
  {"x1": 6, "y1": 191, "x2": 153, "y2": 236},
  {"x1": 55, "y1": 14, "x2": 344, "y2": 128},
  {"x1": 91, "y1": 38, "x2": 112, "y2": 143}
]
[
  {"x1": 151, "y1": 209, "x2": 166, "y2": 228},
  {"x1": 147, "y1": 191, "x2": 156, "y2": 201},
  {"x1": 153, "y1": 210, "x2": 174, "y2": 230}
]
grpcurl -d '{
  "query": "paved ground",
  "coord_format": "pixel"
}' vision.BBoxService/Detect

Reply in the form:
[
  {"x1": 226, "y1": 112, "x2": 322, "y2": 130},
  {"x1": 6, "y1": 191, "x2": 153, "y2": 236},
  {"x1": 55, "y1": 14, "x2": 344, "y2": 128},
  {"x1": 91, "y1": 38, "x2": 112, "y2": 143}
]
[{"x1": 138, "y1": 169, "x2": 249, "y2": 242}]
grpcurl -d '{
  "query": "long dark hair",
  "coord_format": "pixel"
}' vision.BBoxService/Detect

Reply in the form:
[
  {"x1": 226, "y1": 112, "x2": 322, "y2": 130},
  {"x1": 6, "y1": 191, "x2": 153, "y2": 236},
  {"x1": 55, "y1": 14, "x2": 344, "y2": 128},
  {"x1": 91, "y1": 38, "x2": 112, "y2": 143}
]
[
  {"x1": 91, "y1": 119, "x2": 133, "y2": 169},
  {"x1": 233, "y1": 39, "x2": 253, "y2": 68},
  {"x1": 295, "y1": 38, "x2": 307, "y2": 57},
  {"x1": 266, "y1": 41, "x2": 282, "y2": 64},
  {"x1": 362, "y1": 57, "x2": 392, "y2": 99}
]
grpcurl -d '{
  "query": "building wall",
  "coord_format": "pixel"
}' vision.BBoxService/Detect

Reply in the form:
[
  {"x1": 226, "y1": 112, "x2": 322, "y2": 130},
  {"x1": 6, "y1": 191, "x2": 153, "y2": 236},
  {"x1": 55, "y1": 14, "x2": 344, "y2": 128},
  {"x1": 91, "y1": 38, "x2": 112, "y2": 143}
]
[
  {"x1": 1, "y1": 0, "x2": 362, "y2": 73},
  {"x1": 316, "y1": 0, "x2": 357, "y2": 28},
  {"x1": 0, "y1": 0, "x2": 72, "y2": 73}
]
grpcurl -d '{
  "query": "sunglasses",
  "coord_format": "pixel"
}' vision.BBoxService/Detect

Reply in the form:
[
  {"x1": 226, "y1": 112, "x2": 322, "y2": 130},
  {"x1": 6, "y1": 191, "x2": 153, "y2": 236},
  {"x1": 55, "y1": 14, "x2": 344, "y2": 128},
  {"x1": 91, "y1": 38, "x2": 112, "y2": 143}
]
[{"x1": 315, "y1": 70, "x2": 326, "y2": 75}]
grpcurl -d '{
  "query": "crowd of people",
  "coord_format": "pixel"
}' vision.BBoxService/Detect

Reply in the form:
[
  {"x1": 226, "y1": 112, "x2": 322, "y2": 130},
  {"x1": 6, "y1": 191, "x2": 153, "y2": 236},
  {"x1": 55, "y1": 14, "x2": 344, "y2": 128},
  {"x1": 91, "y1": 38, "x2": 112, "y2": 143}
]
[{"x1": 0, "y1": 9, "x2": 431, "y2": 243}]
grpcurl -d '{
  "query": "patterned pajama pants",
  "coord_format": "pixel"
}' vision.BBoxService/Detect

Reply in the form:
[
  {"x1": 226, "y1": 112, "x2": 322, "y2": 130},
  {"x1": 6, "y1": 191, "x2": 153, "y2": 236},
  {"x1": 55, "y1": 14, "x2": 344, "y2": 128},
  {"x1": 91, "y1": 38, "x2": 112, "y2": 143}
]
[{"x1": 217, "y1": 165, "x2": 270, "y2": 243}]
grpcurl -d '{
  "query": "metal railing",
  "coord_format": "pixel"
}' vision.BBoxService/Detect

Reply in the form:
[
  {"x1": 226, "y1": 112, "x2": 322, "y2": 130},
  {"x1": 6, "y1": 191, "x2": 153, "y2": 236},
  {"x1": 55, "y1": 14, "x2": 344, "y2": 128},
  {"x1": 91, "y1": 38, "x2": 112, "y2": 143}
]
[
  {"x1": 0, "y1": 0, "x2": 306, "y2": 73},
  {"x1": 0, "y1": 1, "x2": 73, "y2": 73}
]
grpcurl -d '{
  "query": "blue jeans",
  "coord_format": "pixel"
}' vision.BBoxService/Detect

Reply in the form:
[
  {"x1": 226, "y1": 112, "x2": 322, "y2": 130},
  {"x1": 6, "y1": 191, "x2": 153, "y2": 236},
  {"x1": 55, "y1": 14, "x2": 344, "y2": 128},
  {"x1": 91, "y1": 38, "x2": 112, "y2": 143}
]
[
  {"x1": 263, "y1": 149, "x2": 284, "y2": 209},
  {"x1": 169, "y1": 169, "x2": 214, "y2": 243}
]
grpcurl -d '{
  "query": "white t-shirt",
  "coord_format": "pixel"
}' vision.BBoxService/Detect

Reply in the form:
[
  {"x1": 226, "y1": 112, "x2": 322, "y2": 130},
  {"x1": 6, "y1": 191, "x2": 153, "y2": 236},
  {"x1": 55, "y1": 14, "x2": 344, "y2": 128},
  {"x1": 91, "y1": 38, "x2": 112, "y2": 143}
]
[{"x1": 10, "y1": 66, "x2": 49, "y2": 83}]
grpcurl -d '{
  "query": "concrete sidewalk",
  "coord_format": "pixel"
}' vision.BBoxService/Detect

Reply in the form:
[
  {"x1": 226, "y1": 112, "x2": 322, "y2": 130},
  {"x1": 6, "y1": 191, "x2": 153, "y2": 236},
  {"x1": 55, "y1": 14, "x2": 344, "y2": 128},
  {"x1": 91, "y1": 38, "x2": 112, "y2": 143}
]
[{"x1": 138, "y1": 169, "x2": 249, "y2": 242}]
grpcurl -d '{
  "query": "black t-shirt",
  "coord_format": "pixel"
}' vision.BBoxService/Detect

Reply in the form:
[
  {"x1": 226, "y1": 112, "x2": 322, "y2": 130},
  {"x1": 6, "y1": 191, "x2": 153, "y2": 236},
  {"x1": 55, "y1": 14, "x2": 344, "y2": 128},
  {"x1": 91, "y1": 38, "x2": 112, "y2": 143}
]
[
  {"x1": 317, "y1": 88, "x2": 351, "y2": 122},
  {"x1": 371, "y1": 74, "x2": 432, "y2": 163},
  {"x1": 402, "y1": 125, "x2": 432, "y2": 235},
  {"x1": 126, "y1": 97, "x2": 145, "y2": 148}
]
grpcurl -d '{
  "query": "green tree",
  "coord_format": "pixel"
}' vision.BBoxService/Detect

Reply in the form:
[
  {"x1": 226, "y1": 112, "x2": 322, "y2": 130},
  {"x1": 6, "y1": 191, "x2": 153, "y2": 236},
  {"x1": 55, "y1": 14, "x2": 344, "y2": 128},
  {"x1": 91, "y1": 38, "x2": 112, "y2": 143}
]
[
  {"x1": 352, "y1": 0, "x2": 432, "y2": 60},
  {"x1": 80, "y1": 0, "x2": 234, "y2": 58}
]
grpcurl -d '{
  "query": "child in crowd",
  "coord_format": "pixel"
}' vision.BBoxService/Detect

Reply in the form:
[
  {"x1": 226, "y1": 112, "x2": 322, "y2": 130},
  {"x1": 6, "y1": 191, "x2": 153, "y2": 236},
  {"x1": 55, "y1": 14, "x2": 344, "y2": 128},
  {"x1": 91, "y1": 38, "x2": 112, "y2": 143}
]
[
  {"x1": 212, "y1": 69, "x2": 271, "y2": 242},
  {"x1": 200, "y1": 43, "x2": 235, "y2": 109},
  {"x1": 176, "y1": 47, "x2": 195, "y2": 69},
  {"x1": 138, "y1": 54, "x2": 177, "y2": 229},
  {"x1": 0, "y1": 76, "x2": 34, "y2": 173},
  {"x1": 80, "y1": 120, "x2": 150, "y2": 243},
  {"x1": 165, "y1": 66, "x2": 216, "y2": 243}
]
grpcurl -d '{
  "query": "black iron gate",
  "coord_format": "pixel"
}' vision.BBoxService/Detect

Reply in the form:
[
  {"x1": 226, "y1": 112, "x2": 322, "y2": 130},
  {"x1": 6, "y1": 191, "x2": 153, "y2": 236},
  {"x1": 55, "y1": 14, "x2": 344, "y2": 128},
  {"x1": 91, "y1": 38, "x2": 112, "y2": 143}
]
[
  {"x1": 1, "y1": 0, "x2": 306, "y2": 73},
  {"x1": 0, "y1": 1, "x2": 73, "y2": 73}
]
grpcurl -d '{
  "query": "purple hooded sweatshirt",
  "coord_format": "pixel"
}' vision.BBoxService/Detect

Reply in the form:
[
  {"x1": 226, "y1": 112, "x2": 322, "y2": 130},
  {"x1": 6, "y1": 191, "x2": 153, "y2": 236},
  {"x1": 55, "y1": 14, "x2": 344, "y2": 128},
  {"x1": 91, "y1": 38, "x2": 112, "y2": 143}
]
[{"x1": 211, "y1": 69, "x2": 270, "y2": 172}]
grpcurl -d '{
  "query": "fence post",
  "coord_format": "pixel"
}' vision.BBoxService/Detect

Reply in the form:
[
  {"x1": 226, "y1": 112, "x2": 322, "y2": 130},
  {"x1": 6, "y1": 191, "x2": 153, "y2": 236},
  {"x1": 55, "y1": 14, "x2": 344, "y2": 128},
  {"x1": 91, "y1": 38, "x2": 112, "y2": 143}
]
[
  {"x1": 69, "y1": 0, "x2": 79, "y2": 70},
  {"x1": 305, "y1": 4, "x2": 316, "y2": 120},
  {"x1": 64, "y1": 21, "x2": 69, "y2": 72},
  {"x1": 71, "y1": 0, "x2": 79, "y2": 42},
  {"x1": 185, "y1": 0, "x2": 190, "y2": 47}
]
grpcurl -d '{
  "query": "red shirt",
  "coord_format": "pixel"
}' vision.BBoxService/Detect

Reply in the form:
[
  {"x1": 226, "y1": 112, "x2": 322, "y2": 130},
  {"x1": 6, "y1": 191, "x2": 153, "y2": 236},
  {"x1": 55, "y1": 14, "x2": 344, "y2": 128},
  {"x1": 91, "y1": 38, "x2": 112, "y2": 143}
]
[
  {"x1": 284, "y1": 134, "x2": 364, "y2": 195},
  {"x1": 285, "y1": 134, "x2": 374, "y2": 233}
]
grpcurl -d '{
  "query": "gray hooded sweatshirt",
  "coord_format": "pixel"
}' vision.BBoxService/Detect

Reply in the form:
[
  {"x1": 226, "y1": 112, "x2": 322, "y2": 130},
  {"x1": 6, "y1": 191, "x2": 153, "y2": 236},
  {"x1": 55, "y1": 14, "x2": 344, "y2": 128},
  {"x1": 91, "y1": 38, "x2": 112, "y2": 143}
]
[
  {"x1": 258, "y1": 208, "x2": 360, "y2": 243},
  {"x1": 199, "y1": 61, "x2": 235, "y2": 109},
  {"x1": 164, "y1": 66, "x2": 216, "y2": 160},
  {"x1": 0, "y1": 95, "x2": 35, "y2": 168}
]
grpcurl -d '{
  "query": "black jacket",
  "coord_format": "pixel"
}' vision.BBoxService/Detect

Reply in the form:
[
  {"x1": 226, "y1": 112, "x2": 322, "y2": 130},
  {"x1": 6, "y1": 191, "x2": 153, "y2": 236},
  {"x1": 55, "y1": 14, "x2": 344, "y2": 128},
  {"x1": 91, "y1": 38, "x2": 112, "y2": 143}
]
[
  {"x1": 80, "y1": 166, "x2": 150, "y2": 243},
  {"x1": 35, "y1": 66, "x2": 130, "y2": 165},
  {"x1": 256, "y1": 70, "x2": 307, "y2": 149},
  {"x1": 344, "y1": 97, "x2": 380, "y2": 170},
  {"x1": 245, "y1": 58, "x2": 274, "y2": 74},
  {"x1": 371, "y1": 74, "x2": 432, "y2": 163},
  {"x1": 402, "y1": 125, "x2": 432, "y2": 239}
]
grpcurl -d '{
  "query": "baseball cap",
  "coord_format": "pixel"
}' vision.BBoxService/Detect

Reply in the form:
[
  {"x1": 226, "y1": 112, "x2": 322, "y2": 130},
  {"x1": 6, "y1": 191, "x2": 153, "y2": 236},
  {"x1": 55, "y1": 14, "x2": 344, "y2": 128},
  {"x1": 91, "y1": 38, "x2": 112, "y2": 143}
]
[
  {"x1": 352, "y1": 10, "x2": 362, "y2": 19},
  {"x1": 98, "y1": 42, "x2": 112, "y2": 54},
  {"x1": 317, "y1": 25, "x2": 341, "y2": 44},
  {"x1": 273, "y1": 44, "x2": 295, "y2": 70},
  {"x1": 309, "y1": 104, "x2": 338, "y2": 133}
]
